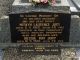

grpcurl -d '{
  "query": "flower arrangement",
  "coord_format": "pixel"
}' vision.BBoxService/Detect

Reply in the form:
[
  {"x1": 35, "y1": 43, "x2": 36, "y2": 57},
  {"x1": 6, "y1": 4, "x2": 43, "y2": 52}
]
[{"x1": 32, "y1": 0, "x2": 56, "y2": 6}]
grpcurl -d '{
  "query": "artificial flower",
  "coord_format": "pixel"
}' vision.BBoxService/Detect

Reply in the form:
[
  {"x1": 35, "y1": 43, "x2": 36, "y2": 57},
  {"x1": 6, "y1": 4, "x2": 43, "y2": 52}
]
[
  {"x1": 32, "y1": 0, "x2": 56, "y2": 6},
  {"x1": 51, "y1": 0, "x2": 56, "y2": 5},
  {"x1": 40, "y1": 0, "x2": 48, "y2": 3}
]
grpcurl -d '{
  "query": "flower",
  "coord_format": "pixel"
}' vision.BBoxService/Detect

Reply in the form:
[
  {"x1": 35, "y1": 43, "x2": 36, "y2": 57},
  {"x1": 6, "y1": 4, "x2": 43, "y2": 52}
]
[
  {"x1": 32, "y1": 0, "x2": 56, "y2": 6},
  {"x1": 40, "y1": 0, "x2": 48, "y2": 3},
  {"x1": 51, "y1": 0, "x2": 56, "y2": 6}
]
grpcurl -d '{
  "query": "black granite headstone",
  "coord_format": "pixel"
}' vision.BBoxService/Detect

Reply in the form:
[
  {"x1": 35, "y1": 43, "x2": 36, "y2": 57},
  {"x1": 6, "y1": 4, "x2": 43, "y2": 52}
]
[{"x1": 9, "y1": 12, "x2": 71, "y2": 43}]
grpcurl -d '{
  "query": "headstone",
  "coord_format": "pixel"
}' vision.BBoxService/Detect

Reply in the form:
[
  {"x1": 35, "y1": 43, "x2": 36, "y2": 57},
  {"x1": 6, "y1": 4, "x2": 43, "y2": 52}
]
[{"x1": 9, "y1": 0, "x2": 71, "y2": 43}]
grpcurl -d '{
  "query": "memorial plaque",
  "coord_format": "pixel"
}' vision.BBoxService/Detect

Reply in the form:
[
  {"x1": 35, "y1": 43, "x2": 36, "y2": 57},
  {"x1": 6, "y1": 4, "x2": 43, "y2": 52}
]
[
  {"x1": 18, "y1": 44, "x2": 61, "y2": 55},
  {"x1": 9, "y1": 12, "x2": 71, "y2": 43}
]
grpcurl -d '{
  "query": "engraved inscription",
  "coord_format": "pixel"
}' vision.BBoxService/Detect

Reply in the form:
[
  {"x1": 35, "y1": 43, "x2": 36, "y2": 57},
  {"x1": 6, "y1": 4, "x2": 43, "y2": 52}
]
[{"x1": 16, "y1": 14, "x2": 64, "y2": 42}]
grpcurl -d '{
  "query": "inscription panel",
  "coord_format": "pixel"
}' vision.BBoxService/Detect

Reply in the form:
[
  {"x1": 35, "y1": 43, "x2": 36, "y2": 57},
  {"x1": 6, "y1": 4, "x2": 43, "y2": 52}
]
[
  {"x1": 9, "y1": 12, "x2": 71, "y2": 43},
  {"x1": 18, "y1": 44, "x2": 61, "y2": 55}
]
